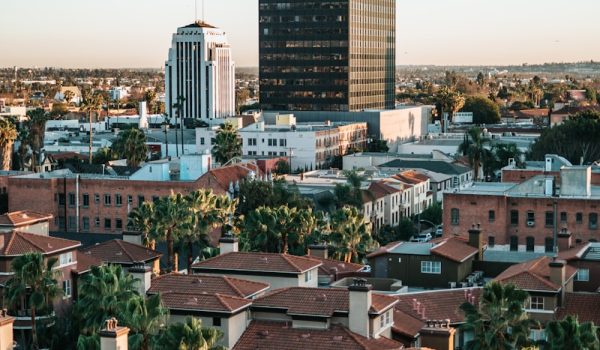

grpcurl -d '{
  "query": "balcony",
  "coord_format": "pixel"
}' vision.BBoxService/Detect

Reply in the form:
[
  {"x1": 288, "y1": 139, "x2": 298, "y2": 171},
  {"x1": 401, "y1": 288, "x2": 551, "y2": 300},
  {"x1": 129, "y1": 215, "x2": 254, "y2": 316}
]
[{"x1": 9, "y1": 310, "x2": 56, "y2": 330}]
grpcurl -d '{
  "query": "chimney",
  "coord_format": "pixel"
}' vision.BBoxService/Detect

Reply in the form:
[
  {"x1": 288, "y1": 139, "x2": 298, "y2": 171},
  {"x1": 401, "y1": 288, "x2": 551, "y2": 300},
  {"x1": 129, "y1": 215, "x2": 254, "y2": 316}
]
[
  {"x1": 121, "y1": 231, "x2": 143, "y2": 246},
  {"x1": 219, "y1": 235, "x2": 239, "y2": 255},
  {"x1": 129, "y1": 264, "x2": 152, "y2": 296},
  {"x1": 557, "y1": 229, "x2": 572, "y2": 251},
  {"x1": 0, "y1": 309, "x2": 15, "y2": 350},
  {"x1": 308, "y1": 244, "x2": 328, "y2": 259},
  {"x1": 468, "y1": 224, "x2": 484, "y2": 261},
  {"x1": 99, "y1": 318, "x2": 129, "y2": 350},
  {"x1": 549, "y1": 259, "x2": 567, "y2": 306},
  {"x1": 348, "y1": 278, "x2": 372, "y2": 338},
  {"x1": 420, "y1": 319, "x2": 456, "y2": 350}
]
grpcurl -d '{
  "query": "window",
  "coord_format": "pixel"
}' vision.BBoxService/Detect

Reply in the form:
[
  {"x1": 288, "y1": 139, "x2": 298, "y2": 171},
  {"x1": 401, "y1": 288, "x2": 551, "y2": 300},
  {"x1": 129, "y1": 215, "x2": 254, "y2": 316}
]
[
  {"x1": 115, "y1": 194, "x2": 123, "y2": 207},
  {"x1": 526, "y1": 212, "x2": 535, "y2": 226},
  {"x1": 58, "y1": 193, "x2": 66, "y2": 206},
  {"x1": 248, "y1": 138, "x2": 257, "y2": 146},
  {"x1": 560, "y1": 212, "x2": 567, "y2": 224},
  {"x1": 268, "y1": 138, "x2": 277, "y2": 146},
  {"x1": 104, "y1": 194, "x2": 111, "y2": 206},
  {"x1": 279, "y1": 139, "x2": 287, "y2": 147},
  {"x1": 128, "y1": 195, "x2": 133, "y2": 204},
  {"x1": 62, "y1": 280, "x2": 72, "y2": 298},
  {"x1": 104, "y1": 218, "x2": 111, "y2": 229},
  {"x1": 94, "y1": 194, "x2": 100, "y2": 204},
  {"x1": 200, "y1": 137, "x2": 205, "y2": 145},
  {"x1": 575, "y1": 268, "x2": 590, "y2": 282},
  {"x1": 94, "y1": 217, "x2": 100, "y2": 227},
  {"x1": 82, "y1": 217, "x2": 90, "y2": 231},
  {"x1": 57, "y1": 216, "x2": 66, "y2": 230},
  {"x1": 421, "y1": 261, "x2": 441, "y2": 274},
  {"x1": 68, "y1": 193, "x2": 76, "y2": 207},
  {"x1": 545, "y1": 237, "x2": 554, "y2": 253},
  {"x1": 529, "y1": 296, "x2": 544, "y2": 310},
  {"x1": 488, "y1": 210, "x2": 495, "y2": 222},
  {"x1": 116, "y1": 218, "x2": 123, "y2": 230},
  {"x1": 59, "y1": 252, "x2": 73, "y2": 266},
  {"x1": 589, "y1": 213, "x2": 598, "y2": 229},
  {"x1": 576, "y1": 212, "x2": 583, "y2": 224},
  {"x1": 68, "y1": 216, "x2": 77, "y2": 230},
  {"x1": 450, "y1": 208, "x2": 459, "y2": 225},
  {"x1": 545, "y1": 211, "x2": 554, "y2": 227},
  {"x1": 212, "y1": 317, "x2": 221, "y2": 327},
  {"x1": 82, "y1": 194, "x2": 90, "y2": 208},
  {"x1": 152, "y1": 196, "x2": 159, "y2": 203},
  {"x1": 304, "y1": 269, "x2": 313, "y2": 282},
  {"x1": 526, "y1": 236, "x2": 535, "y2": 252},
  {"x1": 510, "y1": 236, "x2": 518, "y2": 251},
  {"x1": 488, "y1": 236, "x2": 495, "y2": 248},
  {"x1": 138, "y1": 196, "x2": 145, "y2": 207},
  {"x1": 510, "y1": 210, "x2": 519, "y2": 225},
  {"x1": 380, "y1": 310, "x2": 392, "y2": 328}
]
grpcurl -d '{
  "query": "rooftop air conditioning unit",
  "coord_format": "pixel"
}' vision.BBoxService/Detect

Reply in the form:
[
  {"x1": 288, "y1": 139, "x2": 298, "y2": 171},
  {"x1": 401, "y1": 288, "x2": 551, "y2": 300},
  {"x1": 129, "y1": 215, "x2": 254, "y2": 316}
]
[
  {"x1": 527, "y1": 221, "x2": 535, "y2": 227},
  {"x1": 449, "y1": 282, "x2": 457, "y2": 289}
]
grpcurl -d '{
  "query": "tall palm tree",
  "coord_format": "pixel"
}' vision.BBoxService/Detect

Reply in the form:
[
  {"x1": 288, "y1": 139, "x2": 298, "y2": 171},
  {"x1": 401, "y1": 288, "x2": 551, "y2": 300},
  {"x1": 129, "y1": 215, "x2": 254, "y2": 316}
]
[
  {"x1": 81, "y1": 91, "x2": 104, "y2": 164},
  {"x1": 545, "y1": 315, "x2": 599, "y2": 350},
  {"x1": 0, "y1": 117, "x2": 17, "y2": 170},
  {"x1": 63, "y1": 89, "x2": 75, "y2": 106},
  {"x1": 111, "y1": 128, "x2": 148, "y2": 167},
  {"x1": 4, "y1": 252, "x2": 62, "y2": 350},
  {"x1": 25, "y1": 108, "x2": 48, "y2": 170},
  {"x1": 123, "y1": 294, "x2": 169, "y2": 350},
  {"x1": 154, "y1": 194, "x2": 189, "y2": 272},
  {"x1": 458, "y1": 127, "x2": 491, "y2": 181},
  {"x1": 329, "y1": 207, "x2": 375, "y2": 263},
  {"x1": 154, "y1": 317, "x2": 225, "y2": 350},
  {"x1": 460, "y1": 282, "x2": 537, "y2": 350},
  {"x1": 212, "y1": 122, "x2": 242, "y2": 165},
  {"x1": 435, "y1": 86, "x2": 465, "y2": 133},
  {"x1": 128, "y1": 201, "x2": 158, "y2": 249}
]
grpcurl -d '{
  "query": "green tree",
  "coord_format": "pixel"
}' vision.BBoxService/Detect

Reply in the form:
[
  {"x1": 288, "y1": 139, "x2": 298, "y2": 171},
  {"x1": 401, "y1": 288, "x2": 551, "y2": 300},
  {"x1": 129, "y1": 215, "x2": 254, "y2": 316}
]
[
  {"x1": 122, "y1": 294, "x2": 169, "y2": 350},
  {"x1": 461, "y1": 96, "x2": 501, "y2": 124},
  {"x1": 545, "y1": 315, "x2": 599, "y2": 350},
  {"x1": 154, "y1": 317, "x2": 225, "y2": 350},
  {"x1": 25, "y1": 108, "x2": 49, "y2": 170},
  {"x1": 333, "y1": 170, "x2": 365, "y2": 209},
  {"x1": 458, "y1": 127, "x2": 491, "y2": 181},
  {"x1": 0, "y1": 118, "x2": 17, "y2": 170},
  {"x1": 329, "y1": 207, "x2": 376, "y2": 263},
  {"x1": 274, "y1": 159, "x2": 291, "y2": 175},
  {"x1": 4, "y1": 252, "x2": 62, "y2": 349},
  {"x1": 435, "y1": 86, "x2": 466, "y2": 132},
  {"x1": 529, "y1": 111, "x2": 600, "y2": 165},
  {"x1": 420, "y1": 202, "x2": 443, "y2": 226},
  {"x1": 128, "y1": 201, "x2": 158, "y2": 249},
  {"x1": 237, "y1": 178, "x2": 313, "y2": 216},
  {"x1": 375, "y1": 219, "x2": 416, "y2": 246},
  {"x1": 154, "y1": 193, "x2": 189, "y2": 272},
  {"x1": 476, "y1": 72, "x2": 485, "y2": 87},
  {"x1": 92, "y1": 147, "x2": 115, "y2": 165},
  {"x1": 212, "y1": 122, "x2": 242, "y2": 165},
  {"x1": 143, "y1": 90, "x2": 157, "y2": 114},
  {"x1": 367, "y1": 138, "x2": 389, "y2": 153},
  {"x1": 460, "y1": 282, "x2": 536, "y2": 350},
  {"x1": 81, "y1": 91, "x2": 104, "y2": 164},
  {"x1": 63, "y1": 90, "x2": 75, "y2": 106},
  {"x1": 111, "y1": 128, "x2": 148, "y2": 167}
]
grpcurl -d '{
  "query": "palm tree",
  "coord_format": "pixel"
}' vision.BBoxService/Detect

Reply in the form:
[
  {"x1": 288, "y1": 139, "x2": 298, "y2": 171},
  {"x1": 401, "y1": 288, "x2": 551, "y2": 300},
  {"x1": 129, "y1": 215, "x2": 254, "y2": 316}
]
[
  {"x1": 4, "y1": 252, "x2": 62, "y2": 349},
  {"x1": 111, "y1": 128, "x2": 148, "y2": 167},
  {"x1": 26, "y1": 108, "x2": 48, "y2": 170},
  {"x1": 329, "y1": 207, "x2": 376, "y2": 263},
  {"x1": 545, "y1": 315, "x2": 599, "y2": 350},
  {"x1": 212, "y1": 122, "x2": 242, "y2": 165},
  {"x1": 154, "y1": 194, "x2": 189, "y2": 272},
  {"x1": 460, "y1": 282, "x2": 537, "y2": 350},
  {"x1": 128, "y1": 201, "x2": 158, "y2": 249},
  {"x1": 435, "y1": 86, "x2": 465, "y2": 133},
  {"x1": 172, "y1": 95, "x2": 186, "y2": 157},
  {"x1": 63, "y1": 90, "x2": 75, "y2": 106},
  {"x1": 458, "y1": 127, "x2": 491, "y2": 181},
  {"x1": 154, "y1": 317, "x2": 225, "y2": 350},
  {"x1": 123, "y1": 294, "x2": 169, "y2": 350},
  {"x1": 0, "y1": 118, "x2": 17, "y2": 170},
  {"x1": 144, "y1": 90, "x2": 157, "y2": 114},
  {"x1": 81, "y1": 91, "x2": 104, "y2": 164}
]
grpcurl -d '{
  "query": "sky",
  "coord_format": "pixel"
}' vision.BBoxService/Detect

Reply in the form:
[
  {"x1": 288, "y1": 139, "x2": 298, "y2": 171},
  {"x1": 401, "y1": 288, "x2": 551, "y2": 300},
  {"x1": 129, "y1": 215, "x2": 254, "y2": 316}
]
[{"x1": 1, "y1": 0, "x2": 600, "y2": 69}]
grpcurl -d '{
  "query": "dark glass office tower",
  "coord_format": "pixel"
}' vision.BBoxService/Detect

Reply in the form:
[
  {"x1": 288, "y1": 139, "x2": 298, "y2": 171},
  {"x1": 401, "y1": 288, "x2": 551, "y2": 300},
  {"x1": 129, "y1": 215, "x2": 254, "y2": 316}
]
[{"x1": 259, "y1": 0, "x2": 396, "y2": 112}]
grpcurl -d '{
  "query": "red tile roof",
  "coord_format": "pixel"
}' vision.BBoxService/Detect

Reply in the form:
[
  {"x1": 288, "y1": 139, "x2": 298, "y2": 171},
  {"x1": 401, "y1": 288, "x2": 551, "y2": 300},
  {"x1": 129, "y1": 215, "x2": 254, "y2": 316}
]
[
  {"x1": 392, "y1": 309, "x2": 425, "y2": 338},
  {"x1": 430, "y1": 237, "x2": 478, "y2": 263},
  {"x1": 394, "y1": 288, "x2": 482, "y2": 324},
  {"x1": 368, "y1": 181, "x2": 400, "y2": 200},
  {"x1": 556, "y1": 293, "x2": 600, "y2": 325},
  {"x1": 251, "y1": 287, "x2": 397, "y2": 317},
  {"x1": 310, "y1": 256, "x2": 364, "y2": 276},
  {"x1": 198, "y1": 163, "x2": 261, "y2": 193},
  {"x1": 192, "y1": 252, "x2": 322, "y2": 274},
  {"x1": 0, "y1": 231, "x2": 80, "y2": 256},
  {"x1": 73, "y1": 250, "x2": 103, "y2": 274},
  {"x1": 494, "y1": 257, "x2": 577, "y2": 292},
  {"x1": 515, "y1": 108, "x2": 550, "y2": 118},
  {"x1": 147, "y1": 273, "x2": 269, "y2": 298},
  {"x1": 82, "y1": 239, "x2": 162, "y2": 265},
  {"x1": 392, "y1": 171, "x2": 429, "y2": 185},
  {"x1": 233, "y1": 321, "x2": 404, "y2": 350},
  {"x1": 0, "y1": 211, "x2": 52, "y2": 227},
  {"x1": 367, "y1": 241, "x2": 403, "y2": 259},
  {"x1": 160, "y1": 292, "x2": 251, "y2": 313}
]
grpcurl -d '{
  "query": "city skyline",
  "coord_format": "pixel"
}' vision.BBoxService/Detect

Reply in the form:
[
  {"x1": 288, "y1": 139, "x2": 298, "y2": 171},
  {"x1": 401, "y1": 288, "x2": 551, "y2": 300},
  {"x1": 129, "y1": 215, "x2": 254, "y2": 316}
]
[{"x1": 1, "y1": 0, "x2": 600, "y2": 69}]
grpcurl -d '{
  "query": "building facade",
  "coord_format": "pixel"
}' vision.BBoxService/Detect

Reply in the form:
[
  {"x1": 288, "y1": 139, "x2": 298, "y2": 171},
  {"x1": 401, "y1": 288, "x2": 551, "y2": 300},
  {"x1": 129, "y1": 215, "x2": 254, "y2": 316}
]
[
  {"x1": 165, "y1": 22, "x2": 235, "y2": 121},
  {"x1": 259, "y1": 0, "x2": 395, "y2": 111}
]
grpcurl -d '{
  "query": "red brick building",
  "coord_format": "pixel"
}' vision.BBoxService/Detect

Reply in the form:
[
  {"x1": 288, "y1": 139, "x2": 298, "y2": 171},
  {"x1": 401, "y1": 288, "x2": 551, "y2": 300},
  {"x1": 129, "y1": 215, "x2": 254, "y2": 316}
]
[
  {"x1": 444, "y1": 166, "x2": 600, "y2": 251},
  {"x1": 5, "y1": 163, "x2": 260, "y2": 234},
  {"x1": 501, "y1": 154, "x2": 600, "y2": 185}
]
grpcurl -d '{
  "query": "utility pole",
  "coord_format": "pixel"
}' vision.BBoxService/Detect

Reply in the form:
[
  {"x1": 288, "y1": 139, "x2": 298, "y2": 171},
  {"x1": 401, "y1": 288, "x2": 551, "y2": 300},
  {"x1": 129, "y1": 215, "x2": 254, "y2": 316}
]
[{"x1": 173, "y1": 96, "x2": 186, "y2": 157}]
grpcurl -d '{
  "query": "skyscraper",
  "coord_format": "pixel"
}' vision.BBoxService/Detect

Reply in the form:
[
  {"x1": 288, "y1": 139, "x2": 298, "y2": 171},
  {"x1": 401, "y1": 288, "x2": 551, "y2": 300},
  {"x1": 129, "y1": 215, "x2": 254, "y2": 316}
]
[
  {"x1": 165, "y1": 22, "x2": 235, "y2": 121},
  {"x1": 259, "y1": 0, "x2": 396, "y2": 112}
]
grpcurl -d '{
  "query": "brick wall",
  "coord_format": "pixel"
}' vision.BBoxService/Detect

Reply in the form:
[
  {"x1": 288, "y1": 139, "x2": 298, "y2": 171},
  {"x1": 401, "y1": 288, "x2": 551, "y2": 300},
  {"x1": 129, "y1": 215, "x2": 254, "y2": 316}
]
[{"x1": 502, "y1": 169, "x2": 600, "y2": 185}]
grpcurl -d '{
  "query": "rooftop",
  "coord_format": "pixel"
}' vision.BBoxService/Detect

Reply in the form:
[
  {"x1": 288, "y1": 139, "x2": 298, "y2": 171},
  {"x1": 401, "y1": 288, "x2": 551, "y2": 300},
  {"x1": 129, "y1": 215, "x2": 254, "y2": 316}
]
[
  {"x1": 160, "y1": 292, "x2": 251, "y2": 314},
  {"x1": 494, "y1": 256, "x2": 577, "y2": 292},
  {"x1": 368, "y1": 237, "x2": 477, "y2": 263},
  {"x1": 394, "y1": 288, "x2": 482, "y2": 324},
  {"x1": 0, "y1": 210, "x2": 52, "y2": 227},
  {"x1": 192, "y1": 252, "x2": 322, "y2": 275},
  {"x1": 0, "y1": 231, "x2": 80, "y2": 256},
  {"x1": 82, "y1": 239, "x2": 162, "y2": 265},
  {"x1": 379, "y1": 159, "x2": 471, "y2": 176},
  {"x1": 556, "y1": 293, "x2": 600, "y2": 325},
  {"x1": 147, "y1": 273, "x2": 269, "y2": 298}
]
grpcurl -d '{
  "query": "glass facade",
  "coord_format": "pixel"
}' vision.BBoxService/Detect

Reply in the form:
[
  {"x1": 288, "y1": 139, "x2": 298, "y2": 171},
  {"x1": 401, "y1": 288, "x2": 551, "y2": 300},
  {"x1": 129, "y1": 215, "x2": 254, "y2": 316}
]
[{"x1": 259, "y1": 0, "x2": 395, "y2": 112}]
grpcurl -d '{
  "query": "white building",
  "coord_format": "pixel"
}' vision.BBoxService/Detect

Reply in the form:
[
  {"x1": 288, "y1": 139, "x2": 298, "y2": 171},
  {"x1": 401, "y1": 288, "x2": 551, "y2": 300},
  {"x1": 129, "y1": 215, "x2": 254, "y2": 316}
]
[
  {"x1": 108, "y1": 87, "x2": 130, "y2": 101},
  {"x1": 165, "y1": 21, "x2": 235, "y2": 122}
]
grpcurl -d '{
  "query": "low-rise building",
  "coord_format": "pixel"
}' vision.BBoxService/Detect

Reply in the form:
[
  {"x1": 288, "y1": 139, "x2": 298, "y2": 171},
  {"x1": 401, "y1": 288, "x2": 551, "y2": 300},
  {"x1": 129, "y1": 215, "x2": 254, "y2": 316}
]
[
  {"x1": 0, "y1": 210, "x2": 52, "y2": 235},
  {"x1": 558, "y1": 242, "x2": 600, "y2": 292}
]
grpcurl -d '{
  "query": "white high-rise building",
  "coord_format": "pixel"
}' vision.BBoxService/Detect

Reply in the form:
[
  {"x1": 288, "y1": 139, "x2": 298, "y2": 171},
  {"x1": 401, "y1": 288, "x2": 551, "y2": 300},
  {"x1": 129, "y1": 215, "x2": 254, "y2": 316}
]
[{"x1": 165, "y1": 21, "x2": 235, "y2": 122}]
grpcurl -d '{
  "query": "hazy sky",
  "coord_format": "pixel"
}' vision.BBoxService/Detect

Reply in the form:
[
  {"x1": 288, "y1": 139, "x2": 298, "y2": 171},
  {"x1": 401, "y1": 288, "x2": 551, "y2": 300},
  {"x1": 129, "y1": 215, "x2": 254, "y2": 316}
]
[{"x1": 1, "y1": 0, "x2": 600, "y2": 68}]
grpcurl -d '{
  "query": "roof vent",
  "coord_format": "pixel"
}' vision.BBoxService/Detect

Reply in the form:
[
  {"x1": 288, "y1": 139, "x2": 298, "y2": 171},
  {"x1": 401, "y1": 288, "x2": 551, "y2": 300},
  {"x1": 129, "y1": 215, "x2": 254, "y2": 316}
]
[
  {"x1": 333, "y1": 336, "x2": 344, "y2": 342},
  {"x1": 258, "y1": 330, "x2": 269, "y2": 338},
  {"x1": 301, "y1": 333, "x2": 311, "y2": 339},
  {"x1": 193, "y1": 278, "x2": 203, "y2": 284},
  {"x1": 260, "y1": 257, "x2": 268, "y2": 263},
  {"x1": 116, "y1": 252, "x2": 123, "y2": 256},
  {"x1": 315, "y1": 294, "x2": 328, "y2": 302}
]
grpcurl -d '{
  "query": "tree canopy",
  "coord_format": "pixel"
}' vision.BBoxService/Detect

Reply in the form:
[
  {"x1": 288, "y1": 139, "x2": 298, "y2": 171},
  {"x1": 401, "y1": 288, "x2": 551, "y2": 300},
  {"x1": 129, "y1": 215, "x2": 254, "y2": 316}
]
[{"x1": 461, "y1": 96, "x2": 501, "y2": 124}]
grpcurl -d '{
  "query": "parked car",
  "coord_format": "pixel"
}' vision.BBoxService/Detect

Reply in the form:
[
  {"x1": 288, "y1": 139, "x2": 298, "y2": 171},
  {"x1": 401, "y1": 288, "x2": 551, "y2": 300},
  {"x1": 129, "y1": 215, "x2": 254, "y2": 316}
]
[
  {"x1": 410, "y1": 233, "x2": 432, "y2": 243},
  {"x1": 435, "y1": 226, "x2": 443, "y2": 237},
  {"x1": 360, "y1": 265, "x2": 372, "y2": 273}
]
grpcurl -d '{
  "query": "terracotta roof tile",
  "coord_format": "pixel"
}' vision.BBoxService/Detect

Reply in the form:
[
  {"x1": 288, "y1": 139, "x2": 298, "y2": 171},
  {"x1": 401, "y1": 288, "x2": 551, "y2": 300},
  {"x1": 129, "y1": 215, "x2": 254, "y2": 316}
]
[
  {"x1": 392, "y1": 309, "x2": 425, "y2": 338},
  {"x1": 160, "y1": 292, "x2": 251, "y2": 313},
  {"x1": 392, "y1": 170, "x2": 429, "y2": 185},
  {"x1": 430, "y1": 237, "x2": 478, "y2": 263},
  {"x1": 368, "y1": 181, "x2": 400, "y2": 200},
  {"x1": 556, "y1": 293, "x2": 600, "y2": 325},
  {"x1": 192, "y1": 252, "x2": 322, "y2": 274},
  {"x1": 148, "y1": 273, "x2": 269, "y2": 298},
  {"x1": 494, "y1": 257, "x2": 577, "y2": 292},
  {"x1": 394, "y1": 288, "x2": 482, "y2": 324},
  {"x1": 233, "y1": 321, "x2": 403, "y2": 350},
  {"x1": 310, "y1": 256, "x2": 364, "y2": 276},
  {"x1": 367, "y1": 241, "x2": 403, "y2": 259},
  {"x1": 199, "y1": 163, "x2": 261, "y2": 193},
  {"x1": 82, "y1": 239, "x2": 162, "y2": 265},
  {"x1": 0, "y1": 211, "x2": 52, "y2": 226},
  {"x1": 0, "y1": 231, "x2": 80, "y2": 256},
  {"x1": 251, "y1": 287, "x2": 397, "y2": 317},
  {"x1": 73, "y1": 250, "x2": 103, "y2": 274}
]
